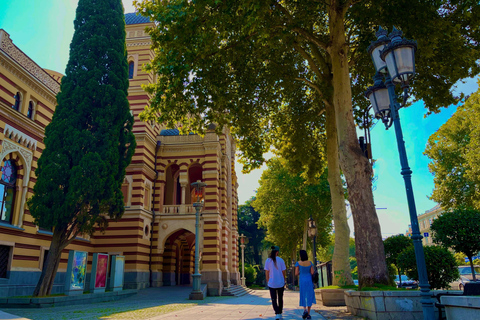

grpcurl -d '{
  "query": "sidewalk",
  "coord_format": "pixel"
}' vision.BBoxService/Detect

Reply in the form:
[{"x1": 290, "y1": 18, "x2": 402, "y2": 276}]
[{"x1": 1, "y1": 287, "x2": 361, "y2": 320}]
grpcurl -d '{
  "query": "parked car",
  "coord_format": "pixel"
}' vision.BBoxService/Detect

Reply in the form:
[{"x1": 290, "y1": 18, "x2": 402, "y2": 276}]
[
  {"x1": 395, "y1": 275, "x2": 418, "y2": 289},
  {"x1": 450, "y1": 266, "x2": 480, "y2": 290}
]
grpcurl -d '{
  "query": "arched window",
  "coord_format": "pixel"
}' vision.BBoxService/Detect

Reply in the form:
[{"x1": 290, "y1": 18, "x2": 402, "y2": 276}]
[
  {"x1": 0, "y1": 160, "x2": 17, "y2": 224},
  {"x1": 128, "y1": 61, "x2": 134, "y2": 79},
  {"x1": 27, "y1": 101, "x2": 34, "y2": 119},
  {"x1": 13, "y1": 92, "x2": 21, "y2": 111}
]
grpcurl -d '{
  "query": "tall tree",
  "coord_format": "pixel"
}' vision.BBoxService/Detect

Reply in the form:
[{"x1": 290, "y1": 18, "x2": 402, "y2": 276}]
[
  {"x1": 238, "y1": 197, "x2": 266, "y2": 265},
  {"x1": 254, "y1": 158, "x2": 332, "y2": 262},
  {"x1": 431, "y1": 209, "x2": 480, "y2": 281},
  {"x1": 27, "y1": 0, "x2": 136, "y2": 296},
  {"x1": 134, "y1": 0, "x2": 480, "y2": 287},
  {"x1": 425, "y1": 85, "x2": 480, "y2": 210}
]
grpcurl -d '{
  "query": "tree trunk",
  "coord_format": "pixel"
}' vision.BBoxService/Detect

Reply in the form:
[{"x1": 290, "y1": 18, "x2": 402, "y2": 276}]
[
  {"x1": 469, "y1": 256, "x2": 476, "y2": 281},
  {"x1": 328, "y1": 4, "x2": 389, "y2": 287},
  {"x1": 33, "y1": 229, "x2": 67, "y2": 297},
  {"x1": 326, "y1": 103, "x2": 353, "y2": 286}
]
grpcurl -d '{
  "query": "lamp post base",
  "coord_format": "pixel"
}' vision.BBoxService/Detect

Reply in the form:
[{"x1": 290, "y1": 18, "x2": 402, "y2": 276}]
[
  {"x1": 189, "y1": 274, "x2": 204, "y2": 300},
  {"x1": 241, "y1": 277, "x2": 246, "y2": 286}
]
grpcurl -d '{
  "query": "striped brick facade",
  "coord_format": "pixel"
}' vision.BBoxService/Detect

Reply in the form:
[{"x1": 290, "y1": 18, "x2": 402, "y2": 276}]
[{"x1": 0, "y1": 15, "x2": 239, "y2": 298}]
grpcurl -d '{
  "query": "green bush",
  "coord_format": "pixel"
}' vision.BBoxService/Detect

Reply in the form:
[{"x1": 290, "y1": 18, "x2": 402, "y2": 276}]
[
  {"x1": 243, "y1": 263, "x2": 257, "y2": 286},
  {"x1": 397, "y1": 245, "x2": 459, "y2": 289},
  {"x1": 254, "y1": 265, "x2": 265, "y2": 285}
]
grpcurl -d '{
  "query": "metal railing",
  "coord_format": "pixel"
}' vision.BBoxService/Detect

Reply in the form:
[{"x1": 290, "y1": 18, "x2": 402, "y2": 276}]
[{"x1": 162, "y1": 205, "x2": 195, "y2": 214}]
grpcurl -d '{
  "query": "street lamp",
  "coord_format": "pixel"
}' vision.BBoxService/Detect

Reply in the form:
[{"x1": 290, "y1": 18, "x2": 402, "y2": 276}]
[
  {"x1": 189, "y1": 180, "x2": 206, "y2": 300},
  {"x1": 239, "y1": 233, "x2": 247, "y2": 286},
  {"x1": 308, "y1": 217, "x2": 318, "y2": 287},
  {"x1": 365, "y1": 26, "x2": 435, "y2": 320}
]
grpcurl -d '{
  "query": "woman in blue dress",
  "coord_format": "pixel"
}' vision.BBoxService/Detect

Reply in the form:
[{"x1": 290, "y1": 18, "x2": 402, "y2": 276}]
[{"x1": 295, "y1": 250, "x2": 316, "y2": 319}]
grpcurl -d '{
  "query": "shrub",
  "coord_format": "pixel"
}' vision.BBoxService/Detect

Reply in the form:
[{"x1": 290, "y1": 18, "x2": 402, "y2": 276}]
[
  {"x1": 397, "y1": 245, "x2": 459, "y2": 289},
  {"x1": 244, "y1": 263, "x2": 257, "y2": 286}
]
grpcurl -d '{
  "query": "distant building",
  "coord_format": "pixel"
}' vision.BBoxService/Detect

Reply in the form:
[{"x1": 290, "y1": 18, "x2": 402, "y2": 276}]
[
  {"x1": 0, "y1": 13, "x2": 239, "y2": 297},
  {"x1": 416, "y1": 204, "x2": 444, "y2": 246}
]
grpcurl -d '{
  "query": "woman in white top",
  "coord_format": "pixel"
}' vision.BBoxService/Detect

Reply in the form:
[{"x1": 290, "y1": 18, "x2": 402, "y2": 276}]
[{"x1": 265, "y1": 246, "x2": 287, "y2": 320}]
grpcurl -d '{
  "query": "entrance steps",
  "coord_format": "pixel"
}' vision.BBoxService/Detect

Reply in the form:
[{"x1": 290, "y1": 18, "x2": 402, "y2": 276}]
[{"x1": 221, "y1": 285, "x2": 254, "y2": 297}]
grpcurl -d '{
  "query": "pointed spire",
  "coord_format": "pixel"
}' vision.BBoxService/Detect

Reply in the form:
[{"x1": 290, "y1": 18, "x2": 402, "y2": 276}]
[
  {"x1": 389, "y1": 27, "x2": 403, "y2": 43},
  {"x1": 376, "y1": 26, "x2": 388, "y2": 40}
]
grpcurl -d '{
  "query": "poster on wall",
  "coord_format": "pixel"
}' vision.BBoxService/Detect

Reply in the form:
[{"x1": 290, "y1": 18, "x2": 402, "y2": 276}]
[
  {"x1": 70, "y1": 251, "x2": 87, "y2": 290},
  {"x1": 95, "y1": 253, "x2": 109, "y2": 288},
  {"x1": 113, "y1": 255, "x2": 125, "y2": 289}
]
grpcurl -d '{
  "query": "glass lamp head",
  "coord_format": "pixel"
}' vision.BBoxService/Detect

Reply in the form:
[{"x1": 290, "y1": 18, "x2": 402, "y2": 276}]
[
  {"x1": 380, "y1": 27, "x2": 417, "y2": 87},
  {"x1": 365, "y1": 81, "x2": 390, "y2": 121},
  {"x1": 367, "y1": 27, "x2": 390, "y2": 74}
]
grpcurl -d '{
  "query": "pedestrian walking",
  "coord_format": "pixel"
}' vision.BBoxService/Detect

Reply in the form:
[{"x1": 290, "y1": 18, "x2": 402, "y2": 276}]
[
  {"x1": 295, "y1": 249, "x2": 316, "y2": 319},
  {"x1": 265, "y1": 245, "x2": 286, "y2": 320}
]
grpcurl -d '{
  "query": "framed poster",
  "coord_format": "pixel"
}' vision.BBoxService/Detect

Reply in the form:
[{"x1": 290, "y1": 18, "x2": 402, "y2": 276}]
[
  {"x1": 95, "y1": 253, "x2": 109, "y2": 288},
  {"x1": 71, "y1": 251, "x2": 87, "y2": 290},
  {"x1": 113, "y1": 255, "x2": 125, "y2": 288}
]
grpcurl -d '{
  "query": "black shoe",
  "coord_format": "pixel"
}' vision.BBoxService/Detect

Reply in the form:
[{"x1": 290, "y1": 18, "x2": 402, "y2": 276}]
[
  {"x1": 306, "y1": 314, "x2": 311, "y2": 319},
  {"x1": 302, "y1": 311, "x2": 308, "y2": 319}
]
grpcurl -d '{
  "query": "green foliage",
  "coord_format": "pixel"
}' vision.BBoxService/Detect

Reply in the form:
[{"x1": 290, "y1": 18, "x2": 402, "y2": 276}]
[
  {"x1": 254, "y1": 158, "x2": 332, "y2": 258},
  {"x1": 238, "y1": 197, "x2": 266, "y2": 265},
  {"x1": 397, "y1": 245, "x2": 459, "y2": 290},
  {"x1": 134, "y1": 0, "x2": 480, "y2": 168},
  {"x1": 317, "y1": 235, "x2": 356, "y2": 262},
  {"x1": 454, "y1": 252, "x2": 467, "y2": 266},
  {"x1": 383, "y1": 234, "x2": 414, "y2": 283},
  {"x1": 431, "y1": 209, "x2": 480, "y2": 278},
  {"x1": 28, "y1": 0, "x2": 135, "y2": 248},
  {"x1": 349, "y1": 257, "x2": 358, "y2": 279},
  {"x1": 243, "y1": 263, "x2": 257, "y2": 286},
  {"x1": 425, "y1": 85, "x2": 480, "y2": 210}
]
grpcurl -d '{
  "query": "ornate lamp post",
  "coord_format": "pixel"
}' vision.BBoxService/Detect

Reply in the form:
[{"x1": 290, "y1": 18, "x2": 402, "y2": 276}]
[
  {"x1": 365, "y1": 27, "x2": 435, "y2": 320},
  {"x1": 239, "y1": 233, "x2": 247, "y2": 286},
  {"x1": 189, "y1": 180, "x2": 206, "y2": 300},
  {"x1": 308, "y1": 217, "x2": 318, "y2": 287}
]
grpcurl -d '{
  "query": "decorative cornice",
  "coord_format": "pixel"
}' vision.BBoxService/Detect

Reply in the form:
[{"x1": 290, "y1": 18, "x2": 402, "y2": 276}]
[
  {"x1": 159, "y1": 134, "x2": 204, "y2": 144},
  {"x1": 0, "y1": 30, "x2": 60, "y2": 94},
  {"x1": 126, "y1": 42, "x2": 152, "y2": 47},
  {"x1": 4, "y1": 124, "x2": 37, "y2": 150},
  {"x1": 0, "y1": 54, "x2": 58, "y2": 105},
  {"x1": 162, "y1": 146, "x2": 205, "y2": 154}
]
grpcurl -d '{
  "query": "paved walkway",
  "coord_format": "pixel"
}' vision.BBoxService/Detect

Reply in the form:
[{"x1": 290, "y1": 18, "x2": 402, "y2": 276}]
[{"x1": 0, "y1": 287, "x2": 361, "y2": 320}]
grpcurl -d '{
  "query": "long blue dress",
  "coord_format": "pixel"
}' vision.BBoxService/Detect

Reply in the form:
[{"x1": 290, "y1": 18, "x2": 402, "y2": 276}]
[{"x1": 296, "y1": 261, "x2": 316, "y2": 307}]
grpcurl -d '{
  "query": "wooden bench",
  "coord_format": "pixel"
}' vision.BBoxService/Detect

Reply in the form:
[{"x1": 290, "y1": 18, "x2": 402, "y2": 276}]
[{"x1": 435, "y1": 282, "x2": 480, "y2": 320}]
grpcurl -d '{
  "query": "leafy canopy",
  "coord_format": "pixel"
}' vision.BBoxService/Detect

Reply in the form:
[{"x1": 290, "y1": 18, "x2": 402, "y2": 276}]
[
  {"x1": 431, "y1": 209, "x2": 480, "y2": 260},
  {"x1": 254, "y1": 157, "x2": 332, "y2": 258},
  {"x1": 238, "y1": 197, "x2": 267, "y2": 265},
  {"x1": 425, "y1": 84, "x2": 480, "y2": 210},
  {"x1": 397, "y1": 245, "x2": 459, "y2": 290},
  {"x1": 133, "y1": 0, "x2": 480, "y2": 171},
  {"x1": 383, "y1": 234, "x2": 413, "y2": 269}
]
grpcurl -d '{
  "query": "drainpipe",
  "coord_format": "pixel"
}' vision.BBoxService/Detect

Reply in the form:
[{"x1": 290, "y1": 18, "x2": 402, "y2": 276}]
[{"x1": 149, "y1": 141, "x2": 161, "y2": 287}]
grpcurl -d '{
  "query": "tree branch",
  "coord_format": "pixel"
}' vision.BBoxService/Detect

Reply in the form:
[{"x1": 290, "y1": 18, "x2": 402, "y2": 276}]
[
  {"x1": 273, "y1": 0, "x2": 329, "y2": 50},
  {"x1": 294, "y1": 77, "x2": 331, "y2": 112}
]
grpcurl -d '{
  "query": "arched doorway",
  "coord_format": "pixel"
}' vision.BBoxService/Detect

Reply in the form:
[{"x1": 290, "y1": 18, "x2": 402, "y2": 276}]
[{"x1": 162, "y1": 229, "x2": 195, "y2": 286}]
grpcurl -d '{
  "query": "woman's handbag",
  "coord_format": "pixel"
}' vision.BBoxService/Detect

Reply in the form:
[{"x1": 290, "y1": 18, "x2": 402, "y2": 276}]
[{"x1": 312, "y1": 268, "x2": 319, "y2": 284}]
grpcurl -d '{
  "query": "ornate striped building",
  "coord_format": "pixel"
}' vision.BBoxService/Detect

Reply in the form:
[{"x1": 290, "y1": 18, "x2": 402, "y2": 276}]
[{"x1": 0, "y1": 13, "x2": 239, "y2": 297}]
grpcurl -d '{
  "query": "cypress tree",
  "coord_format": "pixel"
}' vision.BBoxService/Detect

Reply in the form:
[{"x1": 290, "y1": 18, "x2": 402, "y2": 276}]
[{"x1": 28, "y1": 0, "x2": 136, "y2": 296}]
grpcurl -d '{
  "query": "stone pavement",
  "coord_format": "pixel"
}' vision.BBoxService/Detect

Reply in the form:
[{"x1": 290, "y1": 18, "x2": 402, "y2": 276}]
[{"x1": 0, "y1": 287, "x2": 361, "y2": 320}]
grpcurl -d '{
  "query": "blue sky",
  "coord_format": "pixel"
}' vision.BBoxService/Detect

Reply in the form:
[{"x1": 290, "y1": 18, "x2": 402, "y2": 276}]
[{"x1": 1, "y1": 0, "x2": 478, "y2": 238}]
